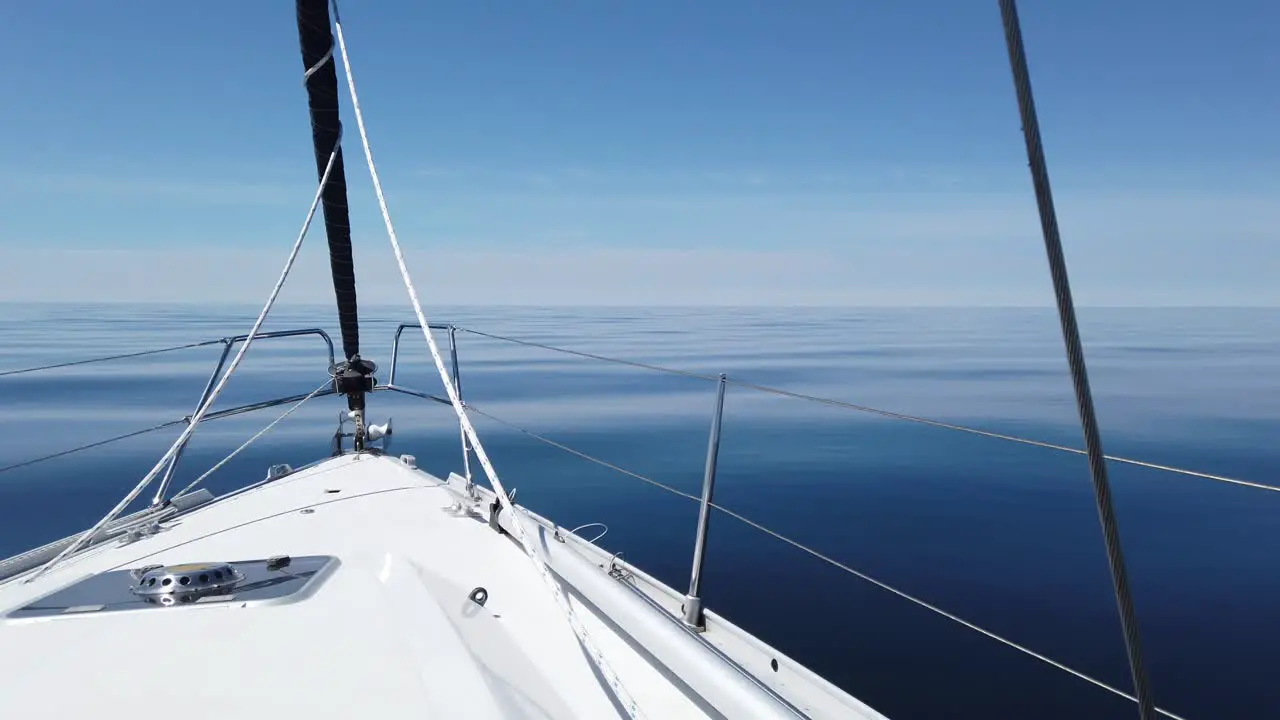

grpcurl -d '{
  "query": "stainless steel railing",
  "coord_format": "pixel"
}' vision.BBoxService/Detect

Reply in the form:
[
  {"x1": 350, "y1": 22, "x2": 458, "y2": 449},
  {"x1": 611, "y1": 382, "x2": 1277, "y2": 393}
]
[
  {"x1": 150, "y1": 328, "x2": 336, "y2": 505},
  {"x1": 381, "y1": 320, "x2": 1275, "y2": 720}
]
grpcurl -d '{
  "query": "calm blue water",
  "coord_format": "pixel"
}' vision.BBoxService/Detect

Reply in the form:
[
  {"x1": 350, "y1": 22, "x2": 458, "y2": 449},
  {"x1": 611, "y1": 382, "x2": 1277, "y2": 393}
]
[{"x1": 2, "y1": 303, "x2": 1279, "y2": 719}]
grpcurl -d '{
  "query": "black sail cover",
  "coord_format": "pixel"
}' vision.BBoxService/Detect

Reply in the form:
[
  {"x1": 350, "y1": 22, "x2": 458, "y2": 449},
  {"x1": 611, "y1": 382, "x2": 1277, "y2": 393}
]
[{"x1": 295, "y1": 0, "x2": 360, "y2": 362}]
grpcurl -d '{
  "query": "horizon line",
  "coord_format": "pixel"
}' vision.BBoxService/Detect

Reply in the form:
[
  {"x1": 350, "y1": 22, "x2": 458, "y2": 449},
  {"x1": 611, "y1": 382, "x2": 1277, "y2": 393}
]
[{"x1": 1, "y1": 300, "x2": 1276, "y2": 311}]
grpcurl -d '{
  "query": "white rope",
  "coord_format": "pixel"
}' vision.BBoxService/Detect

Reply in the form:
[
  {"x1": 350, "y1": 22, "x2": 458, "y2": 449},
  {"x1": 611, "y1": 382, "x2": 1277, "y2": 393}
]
[
  {"x1": 328, "y1": 7, "x2": 643, "y2": 717},
  {"x1": 303, "y1": 47, "x2": 333, "y2": 82},
  {"x1": 26, "y1": 144, "x2": 341, "y2": 584},
  {"x1": 170, "y1": 379, "x2": 331, "y2": 500}
]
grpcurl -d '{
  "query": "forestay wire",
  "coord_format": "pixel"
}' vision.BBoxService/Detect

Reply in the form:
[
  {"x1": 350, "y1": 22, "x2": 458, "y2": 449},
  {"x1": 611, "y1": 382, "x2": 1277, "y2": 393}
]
[{"x1": 326, "y1": 3, "x2": 645, "y2": 715}]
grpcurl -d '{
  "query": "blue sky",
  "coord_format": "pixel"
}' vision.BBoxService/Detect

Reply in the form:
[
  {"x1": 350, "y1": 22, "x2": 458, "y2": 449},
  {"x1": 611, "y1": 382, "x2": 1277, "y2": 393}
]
[{"x1": 1, "y1": 1, "x2": 1275, "y2": 305}]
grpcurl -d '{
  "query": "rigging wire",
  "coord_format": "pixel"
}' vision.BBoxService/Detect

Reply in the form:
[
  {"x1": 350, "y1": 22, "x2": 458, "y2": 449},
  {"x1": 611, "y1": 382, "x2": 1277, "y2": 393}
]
[
  {"x1": 467, "y1": 404, "x2": 702, "y2": 504},
  {"x1": 170, "y1": 379, "x2": 330, "y2": 501},
  {"x1": 0, "y1": 420, "x2": 186, "y2": 475},
  {"x1": 327, "y1": 4, "x2": 646, "y2": 715},
  {"x1": 25, "y1": 141, "x2": 342, "y2": 584},
  {"x1": 725, "y1": 380, "x2": 1280, "y2": 493},
  {"x1": 0, "y1": 339, "x2": 226, "y2": 378},
  {"x1": 466, "y1": 402, "x2": 1188, "y2": 720},
  {"x1": 455, "y1": 326, "x2": 720, "y2": 382},
  {"x1": 452, "y1": 326, "x2": 1279, "y2": 495},
  {"x1": 0, "y1": 389, "x2": 340, "y2": 477},
  {"x1": 998, "y1": 2, "x2": 1155, "y2": 717}
]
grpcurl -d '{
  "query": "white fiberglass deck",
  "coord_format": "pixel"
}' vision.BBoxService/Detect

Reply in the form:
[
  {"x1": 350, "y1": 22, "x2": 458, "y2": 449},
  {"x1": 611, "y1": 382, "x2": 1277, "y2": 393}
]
[{"x1": 0, "y1": 453, "x2": 885, "y2": 719}]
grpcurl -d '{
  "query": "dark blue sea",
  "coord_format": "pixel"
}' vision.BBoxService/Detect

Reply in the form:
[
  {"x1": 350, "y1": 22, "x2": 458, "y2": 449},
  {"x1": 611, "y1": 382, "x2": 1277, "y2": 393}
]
[{"x1": 2, "y1": 304, "x2": 1278, "y2": 720}]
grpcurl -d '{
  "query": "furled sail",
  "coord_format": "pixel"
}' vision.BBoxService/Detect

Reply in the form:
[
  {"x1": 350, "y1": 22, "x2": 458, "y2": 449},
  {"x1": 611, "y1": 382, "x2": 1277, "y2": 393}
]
[{"x1": 296, "y1": 0, "x2": 360, "y2": 363}]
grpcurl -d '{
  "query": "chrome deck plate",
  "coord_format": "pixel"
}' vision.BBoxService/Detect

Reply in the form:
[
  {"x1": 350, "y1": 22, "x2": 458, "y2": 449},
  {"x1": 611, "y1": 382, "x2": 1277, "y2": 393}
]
[{"x1": 5, "y1": 555, "x2": 337, "y2": 619}]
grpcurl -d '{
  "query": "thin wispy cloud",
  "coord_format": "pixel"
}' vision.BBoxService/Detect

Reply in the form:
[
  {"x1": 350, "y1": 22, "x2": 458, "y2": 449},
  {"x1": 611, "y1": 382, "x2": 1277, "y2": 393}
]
[
  {"x1": 409, "y1": 164, "x2": 1008, "y2": 195},
  {"x1": 0, "y1": 169, "x2": 306, "y2": 208},
  {"x1": 7, "y1": 228, "x2": 1277, "y2": 307},
  {"x1": 1, "y1": 1, "x2": 1273, "y2": 307}
]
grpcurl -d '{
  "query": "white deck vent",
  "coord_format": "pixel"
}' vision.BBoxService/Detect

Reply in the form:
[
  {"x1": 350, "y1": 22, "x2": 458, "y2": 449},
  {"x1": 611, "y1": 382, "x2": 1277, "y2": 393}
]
[
  {"x1": 5, "y1": 555, "x2": 338, "y2": 620},
  {"x1": 131, "y1": 562, "x2": 243, "y2": 604}
]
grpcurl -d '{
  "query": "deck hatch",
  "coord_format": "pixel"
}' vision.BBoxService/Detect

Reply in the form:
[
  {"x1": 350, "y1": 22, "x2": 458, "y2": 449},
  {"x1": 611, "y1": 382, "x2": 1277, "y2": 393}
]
[{"x1": 6, "y1": 555, "x2": 336, "y2": 619}]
